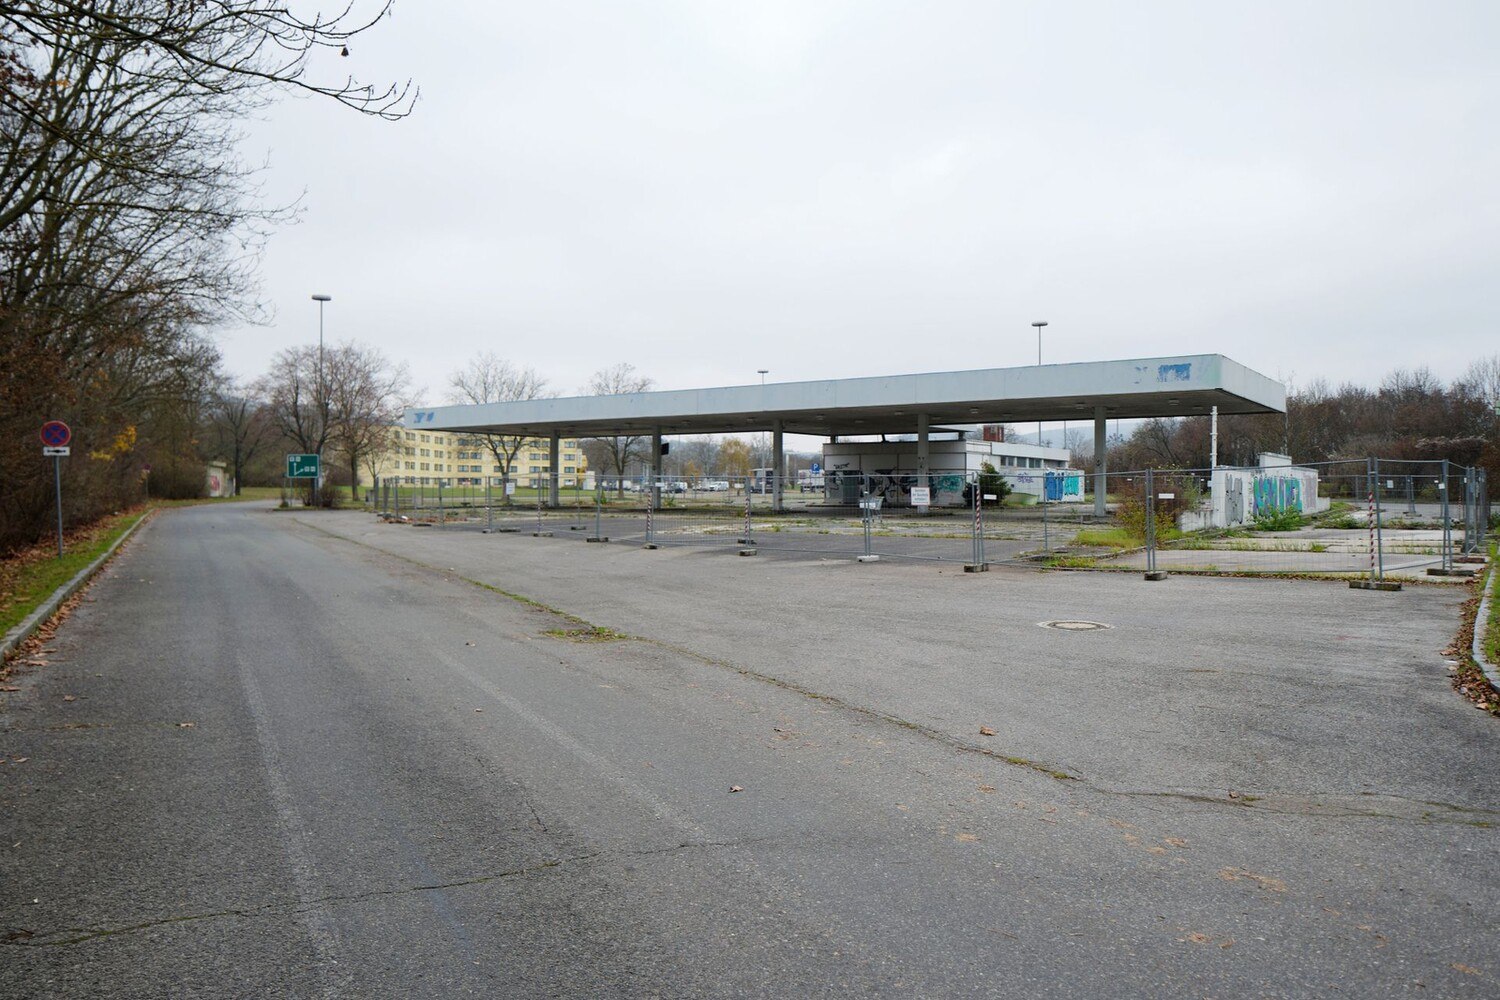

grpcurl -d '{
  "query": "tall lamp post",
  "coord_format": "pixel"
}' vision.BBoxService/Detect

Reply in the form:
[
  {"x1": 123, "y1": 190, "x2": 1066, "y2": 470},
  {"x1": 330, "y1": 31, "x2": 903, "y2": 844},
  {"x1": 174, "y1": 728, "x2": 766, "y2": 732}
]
[
  {"x1": 312, "y1": 294, "x2": 331, "y2": 505},
  {"x1": 757, "y1": 369, "x2": 768, "y2": 385},
  {"x1": 1031, "y1": 321, "x2": 1048, "y2": 447}
]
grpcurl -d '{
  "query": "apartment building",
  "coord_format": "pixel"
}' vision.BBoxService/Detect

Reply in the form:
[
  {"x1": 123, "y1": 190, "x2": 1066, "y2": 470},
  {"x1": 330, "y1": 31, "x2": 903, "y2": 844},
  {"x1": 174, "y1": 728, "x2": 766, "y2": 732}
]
[{"x1": 368, "y1": 428, "x2": 588, "y2": 487}]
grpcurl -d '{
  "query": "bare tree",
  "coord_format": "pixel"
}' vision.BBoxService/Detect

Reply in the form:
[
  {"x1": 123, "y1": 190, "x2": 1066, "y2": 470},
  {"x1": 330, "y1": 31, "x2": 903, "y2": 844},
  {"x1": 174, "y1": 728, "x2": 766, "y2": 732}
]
[
  {"x1": 328, "y1": 343, "x2": 414, "y2": 500},
  {"x1": 1458, "y1": 355, "x2": 1500, "y2": 409},
  {"x1": 257, "y1": 346, "x2": 333, "y2": 459},
  {"x1": 0, "y1": 2, "x2": 412, "y2": 545},
  {"x1": 447, "y1": 353, "x2": 551, "y2": 503},
  {"x1": 208, "y1": 383, "x2": 272, "y2": 496},
  {"x1": 582, "y1": 363, "x2": 654, "y2": 495}
]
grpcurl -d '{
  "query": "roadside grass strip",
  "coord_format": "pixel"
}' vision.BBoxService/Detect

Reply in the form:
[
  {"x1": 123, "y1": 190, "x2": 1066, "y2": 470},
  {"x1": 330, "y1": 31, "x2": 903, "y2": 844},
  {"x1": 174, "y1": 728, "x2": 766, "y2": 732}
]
[{"x1": 0, "y1": 507, "x2": 151, "y2": 645}]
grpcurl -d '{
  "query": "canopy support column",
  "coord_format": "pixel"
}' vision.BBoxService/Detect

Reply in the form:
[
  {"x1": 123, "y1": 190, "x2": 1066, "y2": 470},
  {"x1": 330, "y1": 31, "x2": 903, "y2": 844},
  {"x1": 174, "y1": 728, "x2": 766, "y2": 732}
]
[
  {"x1": 651, "y1": 427, "x2": 662, "y2": 509},
  {"x1": 548, "y1": 432, "x2": 560, "y2": 507},
  {"x1": 1093, "y1": 407, "x2": 1108, "y2": 517},
  {"x1": 772, "y1": 419, "x2": 785, "y2": 513}
]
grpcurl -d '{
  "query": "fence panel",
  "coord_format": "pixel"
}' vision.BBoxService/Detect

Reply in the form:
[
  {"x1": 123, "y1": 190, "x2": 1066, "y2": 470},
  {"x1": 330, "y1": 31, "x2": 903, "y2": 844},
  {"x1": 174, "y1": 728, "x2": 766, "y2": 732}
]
[{"x1": 371, "y1": 459, "x2": 1483, "y2": 583}]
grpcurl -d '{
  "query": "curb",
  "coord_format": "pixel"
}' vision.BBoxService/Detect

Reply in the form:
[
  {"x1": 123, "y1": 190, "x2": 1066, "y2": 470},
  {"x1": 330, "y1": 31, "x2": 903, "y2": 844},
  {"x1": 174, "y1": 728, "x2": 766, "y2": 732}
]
[
  {"x1": 1, "y1": 511, "x2": 152, "y2": 662},
  {"x1": 1472, "y1": 558, "x2": 1500, "y2": 693}
]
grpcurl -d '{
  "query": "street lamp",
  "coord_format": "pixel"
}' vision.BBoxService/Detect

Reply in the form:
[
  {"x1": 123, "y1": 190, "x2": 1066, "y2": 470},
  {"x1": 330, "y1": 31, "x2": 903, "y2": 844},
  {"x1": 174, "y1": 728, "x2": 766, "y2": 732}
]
[
  {"x1": 757, "y1": 369, "x2": 769, "y2": 385},
  {"x1": 1031, "y1": 321, "x2": 1047, "y2": 446},
  {"x1": 311, "y1": 294, "x2": 331, "y2": 503}
]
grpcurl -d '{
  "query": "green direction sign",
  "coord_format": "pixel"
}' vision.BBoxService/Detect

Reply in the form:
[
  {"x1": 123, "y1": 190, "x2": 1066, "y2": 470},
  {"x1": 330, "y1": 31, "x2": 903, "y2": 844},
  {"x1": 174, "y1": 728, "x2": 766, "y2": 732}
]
[{"x1": 286, "y1": 453, "x2": 320, "y2": 479}]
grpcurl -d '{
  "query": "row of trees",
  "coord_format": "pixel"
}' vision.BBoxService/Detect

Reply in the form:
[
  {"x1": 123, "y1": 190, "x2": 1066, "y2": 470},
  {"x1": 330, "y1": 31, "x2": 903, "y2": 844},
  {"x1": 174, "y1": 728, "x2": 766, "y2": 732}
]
[
  {"x1": 0, "y1": 3, "x2": 410, "y2": 552},
  {"x1": 1106, "y1": 360, "x2": 1500, "y2": 475}
]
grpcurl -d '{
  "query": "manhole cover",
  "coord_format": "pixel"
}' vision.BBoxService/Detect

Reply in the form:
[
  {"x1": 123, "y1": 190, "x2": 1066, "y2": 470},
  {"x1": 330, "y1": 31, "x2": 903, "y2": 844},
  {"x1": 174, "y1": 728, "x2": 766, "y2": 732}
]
[{"x1": 1038, "y1": 620, "x2": 1112, "y2": 631}]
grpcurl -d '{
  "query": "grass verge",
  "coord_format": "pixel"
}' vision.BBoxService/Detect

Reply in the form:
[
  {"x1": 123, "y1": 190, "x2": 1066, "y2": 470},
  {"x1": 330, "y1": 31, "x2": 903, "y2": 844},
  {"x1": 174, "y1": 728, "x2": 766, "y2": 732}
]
[{"x1": 0, "y1": 507, "x2": 150, "y2": 639}]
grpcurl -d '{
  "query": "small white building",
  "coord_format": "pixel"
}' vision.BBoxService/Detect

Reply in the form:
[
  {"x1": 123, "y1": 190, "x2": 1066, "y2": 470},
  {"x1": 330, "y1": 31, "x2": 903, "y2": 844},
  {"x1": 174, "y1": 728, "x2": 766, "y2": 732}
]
[
  {"x1": 1180, "y1": 453, "x2": 1327, "y2": 530},
  {"x1": 819, "y1": 439, "x2": 1084, "y2": 506},
  {"x1": 205, "y1": 462, "x2": 234, "y2": 498}
]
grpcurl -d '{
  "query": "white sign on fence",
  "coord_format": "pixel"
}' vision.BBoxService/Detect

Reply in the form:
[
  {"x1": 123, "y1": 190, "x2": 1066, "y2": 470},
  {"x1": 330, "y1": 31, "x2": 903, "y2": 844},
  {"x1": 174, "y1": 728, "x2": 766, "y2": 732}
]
[
  {"x1": 910, "y1": 486, "x2": 931, "y2": 506},
  {"x1": 505, "y1": 481, "x2": 516, "y2": 496},
  {"x1": 1157, "y1": 492, "x2": 1176, "y2": 499}
]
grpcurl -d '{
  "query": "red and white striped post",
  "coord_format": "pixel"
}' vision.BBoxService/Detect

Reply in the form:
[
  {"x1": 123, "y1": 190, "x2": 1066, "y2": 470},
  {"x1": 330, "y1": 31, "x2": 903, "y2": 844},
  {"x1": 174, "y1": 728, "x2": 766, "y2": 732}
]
[
  {"x1": 645, "y1": 484, "x2": 654, "y2": 543},
  {"x1": 973, "y1": 476, "x2": 983, "y2": 566}
]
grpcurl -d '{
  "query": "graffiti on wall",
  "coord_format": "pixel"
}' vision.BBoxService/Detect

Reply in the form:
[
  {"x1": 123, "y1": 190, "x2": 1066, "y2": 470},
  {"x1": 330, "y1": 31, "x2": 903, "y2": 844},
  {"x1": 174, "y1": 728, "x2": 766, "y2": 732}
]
[
  {"x1": 1251, "y1": 475, "x2": 1303, "y2": 514},
  {"x1": 1044, "y1": 471, "x2": 1083, "y2": 500},
  {"x1": 824, "y1": 469, "x2": 967, "y2": 506}
]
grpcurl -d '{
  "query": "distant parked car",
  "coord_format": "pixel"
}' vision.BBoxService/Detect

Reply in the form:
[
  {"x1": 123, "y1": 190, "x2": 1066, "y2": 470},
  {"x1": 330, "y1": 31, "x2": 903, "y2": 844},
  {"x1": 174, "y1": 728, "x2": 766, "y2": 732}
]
[
  {"x1": 705, "y1": 480, "x2": 730, "y2": 491},
  {"x1": 669, "y1": 481, "x2": 688, "y2": 493}
]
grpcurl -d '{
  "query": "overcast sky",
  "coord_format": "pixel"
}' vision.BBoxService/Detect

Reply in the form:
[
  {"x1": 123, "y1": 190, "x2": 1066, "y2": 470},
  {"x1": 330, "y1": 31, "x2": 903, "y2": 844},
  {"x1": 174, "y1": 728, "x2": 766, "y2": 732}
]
[{"x1": 218, "y1": 0, "x2": 1498, "y2": 407}]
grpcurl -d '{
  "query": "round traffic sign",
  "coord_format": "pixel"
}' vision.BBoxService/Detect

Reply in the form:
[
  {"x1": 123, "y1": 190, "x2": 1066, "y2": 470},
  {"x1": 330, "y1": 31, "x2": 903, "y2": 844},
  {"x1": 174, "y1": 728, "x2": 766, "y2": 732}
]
[{"x1": 40, "y1": 420, "x2": 72, "y2": 447}]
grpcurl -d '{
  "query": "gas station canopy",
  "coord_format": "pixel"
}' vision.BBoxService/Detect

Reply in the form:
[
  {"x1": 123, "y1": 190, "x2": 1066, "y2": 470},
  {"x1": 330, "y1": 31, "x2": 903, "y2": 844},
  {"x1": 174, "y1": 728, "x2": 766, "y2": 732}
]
[{"x1": 404, "y1": 354, "x2": 1285, "y2": 438}]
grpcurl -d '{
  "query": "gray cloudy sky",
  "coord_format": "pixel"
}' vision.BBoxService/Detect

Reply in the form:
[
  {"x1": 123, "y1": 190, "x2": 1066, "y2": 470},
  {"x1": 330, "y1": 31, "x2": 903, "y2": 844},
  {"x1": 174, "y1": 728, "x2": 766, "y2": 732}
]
[{"x1": 218, "y1": 1, "x2": 1499, "y2": 404}]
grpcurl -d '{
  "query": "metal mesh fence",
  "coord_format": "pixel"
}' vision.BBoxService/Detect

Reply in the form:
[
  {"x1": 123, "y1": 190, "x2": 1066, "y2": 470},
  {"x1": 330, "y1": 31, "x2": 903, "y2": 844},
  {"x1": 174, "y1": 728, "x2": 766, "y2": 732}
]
[
  {"x1": 368, "y1": 459, "x2": 1489, "y2": 583},
  {"x1": 1020, "y1": 459, "x2": 1487, "y2": 582}
]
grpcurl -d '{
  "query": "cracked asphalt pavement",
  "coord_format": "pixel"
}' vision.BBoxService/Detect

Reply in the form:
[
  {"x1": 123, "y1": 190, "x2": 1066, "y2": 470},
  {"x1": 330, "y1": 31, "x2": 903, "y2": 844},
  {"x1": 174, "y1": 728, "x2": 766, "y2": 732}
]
[{"x1": 1, "y1": 503, "x2": 1496, "y2": 997}]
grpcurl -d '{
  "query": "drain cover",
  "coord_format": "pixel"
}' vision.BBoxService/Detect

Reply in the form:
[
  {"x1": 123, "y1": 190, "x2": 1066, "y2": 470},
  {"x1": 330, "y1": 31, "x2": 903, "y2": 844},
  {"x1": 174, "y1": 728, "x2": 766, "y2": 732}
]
[{"x1": 1039, "y1": 620, "x2": 1112, "y2": 631}]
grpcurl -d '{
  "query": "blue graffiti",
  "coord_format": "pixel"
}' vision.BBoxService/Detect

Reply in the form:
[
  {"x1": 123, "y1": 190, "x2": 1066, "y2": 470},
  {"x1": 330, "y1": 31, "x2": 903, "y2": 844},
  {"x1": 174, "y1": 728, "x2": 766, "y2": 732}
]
[
  {"x1": 1157, "y1": 363, "x2": 1192, "y2": 382},
  {"x1": 1251, "y1": 476, "x2": 1302, "y2": 513},
  {"x1": 1044, "y1": 471, "x2": 1083, "y2": 500}
]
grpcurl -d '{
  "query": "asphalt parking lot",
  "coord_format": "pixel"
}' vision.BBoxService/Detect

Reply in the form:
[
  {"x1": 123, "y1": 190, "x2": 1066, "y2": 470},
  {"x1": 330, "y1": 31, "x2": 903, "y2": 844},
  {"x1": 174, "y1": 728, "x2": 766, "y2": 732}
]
[{"x1": 2, "y1": 503, "x2": 1494, "y2": 997}]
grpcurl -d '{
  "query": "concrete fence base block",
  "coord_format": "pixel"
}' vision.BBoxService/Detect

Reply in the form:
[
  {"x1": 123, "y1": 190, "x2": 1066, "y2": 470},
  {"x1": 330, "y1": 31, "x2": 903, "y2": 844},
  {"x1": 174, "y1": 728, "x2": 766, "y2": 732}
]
[
  {"x1": 1426, "y1": 568, "x2": 1475, "y2": 577},
  {"x1": 1143, "y1": 571, "x2": 1169, "y2": 581},
  {"x1": 531, "y1": 531, "x2": 554, "y2": 538},
  {"x1": 963, "y1": 563, "x2": 988, "y2": 573},
  {"x1": 585, "y1": 537, "x2": 609, "y2": 543},
  {"x1": 568, "y1": 526, "x2": 586, "y2": 531},
  {"x1": 856, "y1": 554, "x2": 881, "y2": 563},
  {"x1": 495, "y1": 527, "x2": 519, "y2": 533},
  {"x1": 738, "y1": 548, "x2": 758, "y2": 557},
  {"x1": 736, "y1": 537, "x2": 752, "y2": 545},
  {"x1": 1350, "y1": 580, "x2": 1403, "y2": 591},
  {"x1": 642, "y1": 543, "x2": 659, "y2": 550}
]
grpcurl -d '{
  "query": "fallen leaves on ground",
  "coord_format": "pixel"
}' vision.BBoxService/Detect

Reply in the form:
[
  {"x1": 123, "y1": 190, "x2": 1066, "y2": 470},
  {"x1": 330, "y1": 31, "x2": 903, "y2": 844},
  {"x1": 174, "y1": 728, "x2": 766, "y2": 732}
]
[
  {"x1": 978, "y1": 726, "x2": 996, "y2": 737},
  {"x1": 729, "y1": 785, "x2": 744, "y2": 793}
]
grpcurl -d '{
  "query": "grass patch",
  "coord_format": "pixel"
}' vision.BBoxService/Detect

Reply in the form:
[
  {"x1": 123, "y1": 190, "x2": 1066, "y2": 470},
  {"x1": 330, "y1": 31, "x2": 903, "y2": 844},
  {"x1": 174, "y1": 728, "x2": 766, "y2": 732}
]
[
  {"x1": 1250, "y1": 507, "x2": 1306, "y2": 532},
  {"x1": 1073, "y1": 528, "x2": 1135, "y2": 549},
  {"x1": 0, "y1": 507, "x2": 149, "y2": 639},
  {"x1": 542, "y1": 625, "x2": 631, "y2": 642},
  {"x1": 1044, "y1": 555, "x2": 1101, "y2": 568}
]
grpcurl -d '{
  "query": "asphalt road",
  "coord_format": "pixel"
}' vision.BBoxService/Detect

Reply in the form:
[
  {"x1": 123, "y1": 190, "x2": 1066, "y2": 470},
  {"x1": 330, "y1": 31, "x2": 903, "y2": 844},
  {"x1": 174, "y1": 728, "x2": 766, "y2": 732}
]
[{"x1": 1, "y1": 503, "x2": 1496, "y2": 997}]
